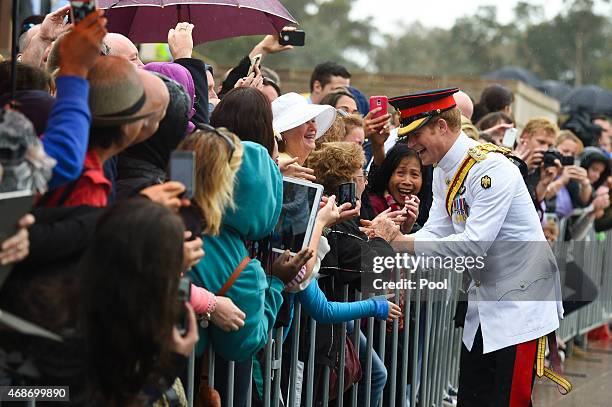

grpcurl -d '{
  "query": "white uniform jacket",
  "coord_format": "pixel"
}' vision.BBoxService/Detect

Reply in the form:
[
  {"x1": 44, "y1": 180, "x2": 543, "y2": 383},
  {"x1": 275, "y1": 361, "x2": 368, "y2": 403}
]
[{"x1": 413, "y1": 133, "x2": 564, "y2": 354}]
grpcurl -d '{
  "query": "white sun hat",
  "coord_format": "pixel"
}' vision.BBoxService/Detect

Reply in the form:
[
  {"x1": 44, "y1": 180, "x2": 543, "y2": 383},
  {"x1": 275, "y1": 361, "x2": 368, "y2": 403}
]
[{"x1": 272, "y1": 92, "x2": 336, "y2": 139}]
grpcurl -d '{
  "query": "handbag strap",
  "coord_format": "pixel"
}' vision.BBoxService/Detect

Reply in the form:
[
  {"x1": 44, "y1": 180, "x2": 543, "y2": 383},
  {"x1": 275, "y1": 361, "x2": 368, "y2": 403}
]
[{"x1": 217, "y1": 255, "x2": 251, "y2": 296}]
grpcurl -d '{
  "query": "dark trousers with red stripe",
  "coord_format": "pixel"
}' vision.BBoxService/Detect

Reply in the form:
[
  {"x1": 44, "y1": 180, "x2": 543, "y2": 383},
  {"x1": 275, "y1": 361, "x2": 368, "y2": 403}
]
[{"x1": 457, "y1": 327, "x2": 537, "y2": 407}]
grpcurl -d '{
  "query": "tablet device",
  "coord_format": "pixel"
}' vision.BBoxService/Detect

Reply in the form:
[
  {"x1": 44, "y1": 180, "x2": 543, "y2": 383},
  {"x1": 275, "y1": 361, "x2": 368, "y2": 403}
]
[
  {"x1": 0, "y1": 189, "x2": 35, "y2": 288},
  {"x1": 271, "y1": 177, "x2": 324, "y2": 255}
]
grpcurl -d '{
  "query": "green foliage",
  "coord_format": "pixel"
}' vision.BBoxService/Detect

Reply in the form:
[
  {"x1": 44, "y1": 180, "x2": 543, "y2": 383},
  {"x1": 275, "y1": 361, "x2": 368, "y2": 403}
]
[{"x1": 194, "y1": 0, "x2": 611, "y2": 88}]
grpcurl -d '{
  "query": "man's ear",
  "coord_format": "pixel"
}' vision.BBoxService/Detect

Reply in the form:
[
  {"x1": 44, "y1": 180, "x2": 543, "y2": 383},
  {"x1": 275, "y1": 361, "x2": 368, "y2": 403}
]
[
  {"x1": 312, "y1": 80, "x2": 322, "y2": 94},
  {"x1": 437, "y1": 118, "x2": 449, "y2": 133}
]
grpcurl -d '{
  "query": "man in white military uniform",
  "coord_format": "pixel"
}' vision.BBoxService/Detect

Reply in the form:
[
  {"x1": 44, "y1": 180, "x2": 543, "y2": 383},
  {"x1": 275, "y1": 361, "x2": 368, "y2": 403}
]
[{"x1": 363, "y1": 88, "x2": 566, "y2": 406}]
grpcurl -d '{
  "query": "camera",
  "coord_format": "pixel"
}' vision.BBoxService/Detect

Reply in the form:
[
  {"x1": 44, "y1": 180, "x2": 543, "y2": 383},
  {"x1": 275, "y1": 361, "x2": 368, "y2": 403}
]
[{"x1": 543, "y1": 149, "x2": 574, "y2": 168}]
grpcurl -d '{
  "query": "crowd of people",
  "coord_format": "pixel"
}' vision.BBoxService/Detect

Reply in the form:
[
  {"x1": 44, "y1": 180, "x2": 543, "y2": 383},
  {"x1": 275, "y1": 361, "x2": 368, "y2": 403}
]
[{"x1": 1, "y1": 5, "x2": 611, "y2": 407}]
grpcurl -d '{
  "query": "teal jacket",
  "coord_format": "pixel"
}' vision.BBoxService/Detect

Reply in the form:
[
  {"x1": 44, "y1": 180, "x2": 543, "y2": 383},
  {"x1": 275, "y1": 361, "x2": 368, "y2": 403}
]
[{"x1": 189, "y1": 141, "x2": 284, "y2": 362}]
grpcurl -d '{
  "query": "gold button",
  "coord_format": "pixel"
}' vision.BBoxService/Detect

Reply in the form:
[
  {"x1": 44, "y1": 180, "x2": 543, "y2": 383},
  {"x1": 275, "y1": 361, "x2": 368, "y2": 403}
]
[{"x1": 475, "y1": 281, "x2": 481, "y2": 287}]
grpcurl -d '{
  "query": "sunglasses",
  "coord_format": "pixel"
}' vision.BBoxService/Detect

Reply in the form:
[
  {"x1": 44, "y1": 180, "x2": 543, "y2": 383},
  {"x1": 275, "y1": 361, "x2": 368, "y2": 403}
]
[{"x1": 195, "y1": 123, "x2": 236, "y2": 162}]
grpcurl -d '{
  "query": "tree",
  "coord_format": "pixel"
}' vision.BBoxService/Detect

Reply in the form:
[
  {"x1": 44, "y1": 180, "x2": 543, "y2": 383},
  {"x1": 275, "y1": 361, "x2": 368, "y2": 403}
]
[{"x1": 194, "y1": 0, "x2": 376, "y2": 71}]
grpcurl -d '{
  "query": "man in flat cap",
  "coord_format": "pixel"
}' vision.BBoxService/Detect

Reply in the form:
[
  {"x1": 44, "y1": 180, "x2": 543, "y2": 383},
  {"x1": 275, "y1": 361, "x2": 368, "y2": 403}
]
[{"x1": 362, "y1": 88, "x2": 568, "y2": 406}]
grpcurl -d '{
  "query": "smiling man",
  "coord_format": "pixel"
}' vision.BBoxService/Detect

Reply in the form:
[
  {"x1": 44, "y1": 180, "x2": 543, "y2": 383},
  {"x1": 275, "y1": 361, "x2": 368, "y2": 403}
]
[{"x1": 363, "y1": 88, "x2": 567, "y2": 406}]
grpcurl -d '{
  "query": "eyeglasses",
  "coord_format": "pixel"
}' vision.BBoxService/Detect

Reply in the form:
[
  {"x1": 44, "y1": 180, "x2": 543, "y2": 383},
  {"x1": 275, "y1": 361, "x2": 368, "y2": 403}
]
[{"x1": 195, "y1": 123, "x2": 236, "y2": 162}]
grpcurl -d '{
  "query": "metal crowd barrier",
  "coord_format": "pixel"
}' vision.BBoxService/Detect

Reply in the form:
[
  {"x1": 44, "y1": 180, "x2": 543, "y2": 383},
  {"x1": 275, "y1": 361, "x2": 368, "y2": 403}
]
[
  {"x1": 189, "y1": 268, "x2": 464, "y2": 407},
  {"x1": 20, "y1": 229, "x2": 612, "y2": 406},
  {"x1": 554, "y1": 219, "x2": 612, "y2": 343},
  {"x1": 184, "y1": 227, "x2": 612, "y2": 406}
]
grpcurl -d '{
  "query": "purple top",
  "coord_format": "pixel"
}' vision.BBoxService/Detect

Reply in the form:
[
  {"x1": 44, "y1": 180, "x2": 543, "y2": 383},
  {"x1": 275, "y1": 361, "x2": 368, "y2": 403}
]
[
  {"x1": 555, "y1": 186, "x2": 574, "y2": 219},
  {"x1": 144, "y1": 62, "x2": 196, "y2": 133}
]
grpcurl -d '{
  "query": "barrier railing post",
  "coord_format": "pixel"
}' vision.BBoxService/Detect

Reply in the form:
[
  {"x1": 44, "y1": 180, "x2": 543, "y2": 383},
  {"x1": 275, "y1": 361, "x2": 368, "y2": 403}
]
[
  {"x1": 399, "y1": 273, "x2": 411, "y2": 407},
  {"x1": 272, "y1": 327, "x2": 284, "y2": 407},
  {"x1": 335, "y1": 285, "x2": 349, "y2": 405},
  {"x1": 350, "y1": 291, "x2": 362, "y2": 407},
  {"x1": 410, "y1": 279, "x2": 422, "y2": 407},
  {"x1": 305, "y1": 317, "x2": 317, "y2": 407},
  {"x1": 187, "y1": 350, "x2": 195, "y2": 407},
  {"x1": 364, "y1": 316, "x2": 375, "y2": 407},
  {"x1": 226, "y1": 361, "x2": 235, "y2": 407},
  {"x1": 263, "y1": 330, "x2": 273, "y2": 407},
  {"x1": 289, "y1": 303, "x2": 302, "y2": 407}
]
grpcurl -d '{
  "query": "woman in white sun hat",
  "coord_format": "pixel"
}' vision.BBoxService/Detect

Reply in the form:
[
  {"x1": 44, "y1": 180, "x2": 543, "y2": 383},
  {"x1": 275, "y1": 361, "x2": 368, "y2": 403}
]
[{"x1": 272, "y1": 92, "x2": 336, "y2": 166}]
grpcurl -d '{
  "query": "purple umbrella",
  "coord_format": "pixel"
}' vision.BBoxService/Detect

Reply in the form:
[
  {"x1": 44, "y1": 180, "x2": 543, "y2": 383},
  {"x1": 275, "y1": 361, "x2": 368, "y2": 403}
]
[{"x1": 98, "y1": 0, "x2": 298, "y2": 44}]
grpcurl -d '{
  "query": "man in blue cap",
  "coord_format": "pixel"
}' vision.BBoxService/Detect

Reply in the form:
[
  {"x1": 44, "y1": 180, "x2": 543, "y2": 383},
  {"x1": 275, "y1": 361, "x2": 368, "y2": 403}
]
[{"x1": 362, "y1": 88, "x2": 569, "y2": 406}]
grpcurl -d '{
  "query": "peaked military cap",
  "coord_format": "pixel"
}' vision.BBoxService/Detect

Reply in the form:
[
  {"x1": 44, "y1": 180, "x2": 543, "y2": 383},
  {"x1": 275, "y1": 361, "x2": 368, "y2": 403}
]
[{"x1": 389, "y1": 87, "x2": 460, "y2": 136}]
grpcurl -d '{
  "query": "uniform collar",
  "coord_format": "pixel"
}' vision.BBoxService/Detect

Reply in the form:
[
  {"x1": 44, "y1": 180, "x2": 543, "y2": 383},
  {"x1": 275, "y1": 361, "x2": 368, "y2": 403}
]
[{"x1": 437, "y1": 132, "x2": 475, "y2": 174}]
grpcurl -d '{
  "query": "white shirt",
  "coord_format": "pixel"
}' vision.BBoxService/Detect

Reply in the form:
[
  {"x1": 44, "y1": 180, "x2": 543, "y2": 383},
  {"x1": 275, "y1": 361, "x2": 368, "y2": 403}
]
[{"x1": 412, "y1": 133, "x2": 563, "y2": 353}]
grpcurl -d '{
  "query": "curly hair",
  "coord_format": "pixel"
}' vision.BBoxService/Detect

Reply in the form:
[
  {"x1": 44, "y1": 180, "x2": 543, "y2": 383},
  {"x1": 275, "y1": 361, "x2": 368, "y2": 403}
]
[
  {"x1": 177, "y1": 127, "x2": 243, "y2": 235},
  {"x1": 315, "y1": 112, "x2": 346, "y2": 148},
  {"x1": 342, "y1": 114, "x2": 364, "y2": 134},
  {"x1": 306, "y1": 141, "x2": 364, "y2": 195}
]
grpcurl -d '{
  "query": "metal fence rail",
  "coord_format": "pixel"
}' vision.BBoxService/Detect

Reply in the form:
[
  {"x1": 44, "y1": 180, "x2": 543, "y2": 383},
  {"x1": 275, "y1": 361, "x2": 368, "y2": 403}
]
[{"x1": 190, "y1": 229, "x2": 612, "y2": 407}]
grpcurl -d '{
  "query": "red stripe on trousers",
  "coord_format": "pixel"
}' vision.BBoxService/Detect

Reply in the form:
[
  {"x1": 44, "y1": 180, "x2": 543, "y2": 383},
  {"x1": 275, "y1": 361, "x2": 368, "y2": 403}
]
[{"x1": 509, "y1": 339, "x2": 537, "y2": 407}]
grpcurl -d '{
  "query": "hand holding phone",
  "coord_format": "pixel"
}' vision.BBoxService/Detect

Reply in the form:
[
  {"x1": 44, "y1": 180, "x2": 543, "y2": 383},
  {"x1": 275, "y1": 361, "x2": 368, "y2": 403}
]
[
  {"x1": 69, "y1": 0, "x2": 97, "y2": 24},
  {"x1": 369, "y1": 96, "x2": 389, "y2": 120},
  {"x1": 278, "y1": 29, "x2": 305, "y2": 46},
  {"x1": 338, "y1": 182, "x2": 357, "y2": 209},
  {"x1": 170, "y1": 150, "x2": 196, "y2": 199},
  {"x1": 248, "y1": 54, "x2": 262, "y2": 77},
  {"x1": 502, "y1": 128, "x2": 518, "y2": 148}
]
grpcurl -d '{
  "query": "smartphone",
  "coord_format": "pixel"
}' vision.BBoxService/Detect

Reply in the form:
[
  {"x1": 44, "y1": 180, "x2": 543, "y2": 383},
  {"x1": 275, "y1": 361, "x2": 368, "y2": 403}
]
[
  {"x1": 177, "y1": 276, "x2": 192, "y2": 336},
  {"x1": 369, "y1": 96, "x2": 388, "y2": 119},
  {"x1": 69, "y1": 0, "x2": 97, "y2": 24},
  {"x1": 502, "y1": 128, "x2": 518, "y2": 148},
  {"x1": 338, "y1": 182, "x2": 356, "y2": 208},
  {"x1": 247, "y1": 54, "x2": 262, "y2": 76},
  {"x1": 169, "y1": 150, "x2": 196, "y2": 199},
  {"x1": 278, "y1": 30, "x2": 305, "y2": 46}
]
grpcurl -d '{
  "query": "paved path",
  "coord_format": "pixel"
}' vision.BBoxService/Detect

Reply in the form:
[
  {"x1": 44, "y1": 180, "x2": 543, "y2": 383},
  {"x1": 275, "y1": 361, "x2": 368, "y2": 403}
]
[{"x1": 533, "y1": 339, "x2": 612, "y2": 407}]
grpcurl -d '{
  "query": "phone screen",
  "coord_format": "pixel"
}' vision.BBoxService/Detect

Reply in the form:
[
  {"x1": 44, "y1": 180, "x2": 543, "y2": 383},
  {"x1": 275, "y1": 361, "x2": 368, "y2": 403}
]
[
  {"x1": 338, "y1": 182, "x2": 356, "y2": 208},
  {"x1": 170, "y1": 151, "x2": 196, "y2": 199},
  {"x1": 70, "y1": 0, "x2": 97, "y2": 24}
]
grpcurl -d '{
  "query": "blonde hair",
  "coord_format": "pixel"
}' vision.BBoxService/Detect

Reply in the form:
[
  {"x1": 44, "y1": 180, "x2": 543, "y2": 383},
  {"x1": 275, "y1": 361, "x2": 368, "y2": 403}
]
[
  {"x1": 556, "y1": 130, "x2": 584, "y2": 155},
  {"x1": 315, "y1": 113, "x2": 346, "y2": 148},
  {"x1": 306, "y1": 141, "x2": 364, "y2": 194},
  {"x1": 342, "y1": 114, "x2": 364, "y2": 134},
  {"x1": 177, "y1": 128, "x2": 243, "y2": 235},
  {"x1": 522, "y1": 117, "x2": 559, "y2": 139}
]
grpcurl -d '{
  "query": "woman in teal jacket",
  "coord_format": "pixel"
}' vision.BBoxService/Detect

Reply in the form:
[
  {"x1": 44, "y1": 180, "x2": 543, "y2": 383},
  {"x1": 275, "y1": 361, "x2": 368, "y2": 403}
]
[{"x1": 190, "y1": 141, "x2": 291, "y2": 406}]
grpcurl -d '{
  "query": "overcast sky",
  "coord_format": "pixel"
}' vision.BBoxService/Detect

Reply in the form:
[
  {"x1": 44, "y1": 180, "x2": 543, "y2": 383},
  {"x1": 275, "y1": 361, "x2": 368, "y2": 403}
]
[{"x1": 351, "y1": 0, "x2": 611, "y2": 34}]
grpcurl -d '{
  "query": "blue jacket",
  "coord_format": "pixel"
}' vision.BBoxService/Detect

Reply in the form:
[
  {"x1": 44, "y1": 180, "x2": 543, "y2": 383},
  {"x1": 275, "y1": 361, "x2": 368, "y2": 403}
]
[{"x1": 42, "y1": 76, "x2": 91, "y2": 189}]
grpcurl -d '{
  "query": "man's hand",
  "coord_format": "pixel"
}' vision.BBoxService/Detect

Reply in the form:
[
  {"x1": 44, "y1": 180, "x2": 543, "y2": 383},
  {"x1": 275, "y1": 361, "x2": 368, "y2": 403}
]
[
  {"x1": 249, "y1": 26, "x2": 295, "y2": 58},
  {"x1": 168, "y1": 22, "x2": 194, "y2": 60},
  {"x1": 360, "y1": 212, "x2": 401, "y2": 242},
  {"x1": 0, "y1": 214, "x2": 35, "y2": 266},
  {"x1": 140, "y1": 182, "x2": 191, "y2": 213},
  {"x1": 58, "y1": 10, "x2": 107, "y2": 78},
  {"x1": 39, "y1": 5, "x2": 72, "y2": 43}
]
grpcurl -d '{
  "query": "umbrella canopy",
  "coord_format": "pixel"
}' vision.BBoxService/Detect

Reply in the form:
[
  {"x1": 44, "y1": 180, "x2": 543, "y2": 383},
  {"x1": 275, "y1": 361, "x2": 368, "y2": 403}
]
[
  {"x1": 98, "y1": 0, "x2": 298, "y2": 44},
  {"x1": 537, "y1": 80, "x2": 573, "y2": 101},
  {"x1": 561, "y1": 85, "x2": 612, "y2": 116},
  {"x1": 484, "y1": 66, "x2": 543, "y2": 89}
]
